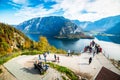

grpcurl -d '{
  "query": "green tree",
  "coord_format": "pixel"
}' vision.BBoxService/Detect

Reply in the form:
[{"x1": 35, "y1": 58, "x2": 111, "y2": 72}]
[{"x1": 37, "y1": 36, "x2": 50, "y2": 52}]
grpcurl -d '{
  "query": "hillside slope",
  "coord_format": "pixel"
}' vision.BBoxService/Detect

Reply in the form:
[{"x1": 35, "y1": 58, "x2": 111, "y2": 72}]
[
  {"x1": 0, "y1": 23, "x2": 32, "y2": 57},
  {"x1": 84, "y1": 15, "x2": 120, "y2": 31},
  {"x1": 106, "y1": 22, "x2": 120, "y2": 35}
]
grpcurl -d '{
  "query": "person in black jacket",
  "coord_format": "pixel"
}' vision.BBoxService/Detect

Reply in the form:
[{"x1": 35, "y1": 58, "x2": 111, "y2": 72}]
[{"x1": 89, "y1": 57, "x2": 92, "y2": 64}]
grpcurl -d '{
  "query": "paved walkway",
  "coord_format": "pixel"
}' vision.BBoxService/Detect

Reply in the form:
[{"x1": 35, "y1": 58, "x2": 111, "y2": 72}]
[
  {"x1": 4, "y1": 55, "x2": 63, "y2": 80},
  {"x1": 4, "y1": 53, "x2": 120, "y2": 80},
  {"x1": 79, "y1": 53, "x2": 120, "y2": 79},
  {"x1": 54, "y1": 53, "x2": 120, "y2": 78}
]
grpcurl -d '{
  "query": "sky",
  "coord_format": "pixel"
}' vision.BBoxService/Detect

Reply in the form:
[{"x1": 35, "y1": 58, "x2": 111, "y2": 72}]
[{"x1": 0, "y1": 0, "x2": 120, "y2": 25}]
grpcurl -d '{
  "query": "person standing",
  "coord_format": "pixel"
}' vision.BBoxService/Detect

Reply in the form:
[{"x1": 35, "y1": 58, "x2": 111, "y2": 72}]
[
  {"x1": 57, "y1": 56, "x2": 60, "y2": 63},
  {"x1": 95, "y1": 44, "x2": 99, "y2": 54},
  {"x1": 67, "y1": 50, "x2": 70, "y2": 56},
  {"x1": 89, "y1": 57, "x2": 92, "y2": 64},
  {"x1": 91, "y1": 40, "x2": 95, "y2": 47},
  {"x1": 43, "y1": 53, "x2": 47, "y2": 62},
  {"x1": 38, "y1": 54, "x2": 41, "y2": 60},
  {"x1": 89, "y1": 46, "x2": 92, "y2": 53},
  {"x1": 54, "y1": 54, "x2": 56, "y2": 61},
  {"x1": 93, "y1": 51, "x2": 96, "y2": 57},
  {"x1": 47, "y1": 50, "x2": 50, "y2": 55},
  {"x1": 92, "y1": 46, "x2": 96, "y2": 57}
]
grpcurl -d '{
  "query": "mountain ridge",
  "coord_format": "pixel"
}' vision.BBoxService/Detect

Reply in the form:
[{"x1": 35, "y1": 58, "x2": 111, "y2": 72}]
[
  {"x1": 16, "y1": 16, "x2": 93, "y2": 39},
  {"x1": 83, "y1": 15, "x2": 120, "y2": 31},
  {"x1": 17, "y1": 16, "x2": 81, "y2": 36},
  {"x1": 106, "y1": 22, "x2": 120, "y2": 35}
]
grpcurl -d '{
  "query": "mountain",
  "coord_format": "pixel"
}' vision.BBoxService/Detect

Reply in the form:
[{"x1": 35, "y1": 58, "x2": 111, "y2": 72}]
[
  {"x1": 106, "y1": 22, "x2": 120, "y2": 35},
  {"x1": 71, "y1": 20, "x2": 91, "y2": 29},
  {"x1": 17, "y1": 16, "x2": 83, "y2": 36},
  {"x1": 84, "y1": 15, "x2": 120, "y2": 32},
  {"x1": 11, "y1": 25, "x2": 17, "y2": 27},
  {"x1": 71, "y1": 20, "x2": 82, "y2": 27},
  {"x1": 0, "y1": 23, "x2": 32, "y2": 57},
  {"x1": 16, "y1": 16, "x2": 93, "y2": 39}
]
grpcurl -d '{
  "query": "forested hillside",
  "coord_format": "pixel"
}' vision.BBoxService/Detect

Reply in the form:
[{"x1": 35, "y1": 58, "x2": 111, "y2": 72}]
[{"x1": 0, "y1": 23, "x2": 32, "y2": 57}]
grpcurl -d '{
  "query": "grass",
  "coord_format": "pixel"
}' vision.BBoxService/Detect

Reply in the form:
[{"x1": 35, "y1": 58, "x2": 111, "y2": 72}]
[
  {"x1": 21, "y1": 50, "x2": 43, "y2": 55},
  {"x1": 61, "y1": 76, "x2": 67, "y2": 80},
  {"x1": 0, "y1": 52, "x2": 20, "y2": 65},
  {"x1": 47, "y1": 62, "x2": 79, "y2": 80},
  {"x1": 0, "y1": 50, "x2": 42, "y2": 65},
  {"x1": 0, "y1": 49, "x2": 64, "y2": 65},
  {"x1": 110, "y1": 59, "x2": 120, "y2": 70}
]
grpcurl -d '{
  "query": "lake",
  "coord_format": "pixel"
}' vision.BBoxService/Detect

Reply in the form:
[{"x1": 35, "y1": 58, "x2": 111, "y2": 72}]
[
  {"x1": 26, "y1": 34, "x2": 93, "y2": 52},
  {"x1": 26, "y1": 34, "x2": 120, "y2": 60},
  {"x1": 95, "y1": 35, "x2": 120, "y2": 44}
]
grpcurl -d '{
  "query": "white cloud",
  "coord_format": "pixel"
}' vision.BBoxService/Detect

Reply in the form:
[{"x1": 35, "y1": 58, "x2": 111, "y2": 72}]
[
  {"x1": 83, "y1": 0, "x2": 120, "y2": 21},
  {"x1": 15, "y1": 4, "x2": 60, "y2": 20},
  {"x1": 12, "y1": 0, "x2": 29, "y2": 5},
  {"x1": 58, "y1": 0, "x2": 120, "y2": 21},
  {"x1": 15, "y1": 0, "x2": 120, "y2": 23}
]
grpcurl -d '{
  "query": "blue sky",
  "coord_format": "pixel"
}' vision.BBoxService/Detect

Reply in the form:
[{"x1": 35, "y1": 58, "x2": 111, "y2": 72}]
[{"x1": 0, "y1": 0, "x2": 120, "y2": 24}]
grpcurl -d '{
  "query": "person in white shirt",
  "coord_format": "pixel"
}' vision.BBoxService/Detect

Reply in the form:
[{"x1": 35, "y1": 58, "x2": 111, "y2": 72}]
[{"x1": 67, "y1": 50, "x2": 70, "y2": 56}]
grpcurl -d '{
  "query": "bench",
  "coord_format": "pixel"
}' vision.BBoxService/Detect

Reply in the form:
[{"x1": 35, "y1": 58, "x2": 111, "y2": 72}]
[{"x1": 34, "y1": 62, "x2": 48, "y2": 74}]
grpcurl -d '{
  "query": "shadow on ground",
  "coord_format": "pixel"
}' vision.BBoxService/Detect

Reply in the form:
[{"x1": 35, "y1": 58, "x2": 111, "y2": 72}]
[{"x1": 20, "y1": 67, "x2": 40, "y2": 74}]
